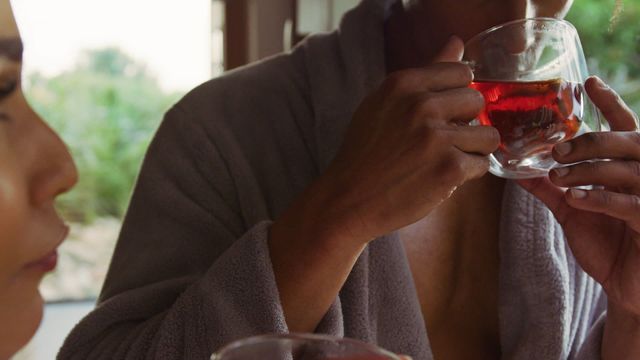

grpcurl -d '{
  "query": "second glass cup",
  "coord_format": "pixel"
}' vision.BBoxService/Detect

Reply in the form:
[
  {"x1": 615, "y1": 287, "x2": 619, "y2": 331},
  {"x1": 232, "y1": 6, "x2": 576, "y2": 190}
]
[
  {"x1": 463, "y1": 17, "x2": 603, "y2": 179},
  {"x1": 210, "y1": 333, "x2": 401, "y2": 360}
]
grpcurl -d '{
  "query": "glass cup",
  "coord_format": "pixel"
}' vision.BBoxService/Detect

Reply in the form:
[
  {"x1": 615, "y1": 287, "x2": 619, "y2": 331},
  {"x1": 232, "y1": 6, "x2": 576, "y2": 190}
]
[
  {"x1": 210, "y1": 333, "x2": 401, "y2": 360},
  {"x1": 463, "y1": 18, "x2": 604, "y2": 179}
]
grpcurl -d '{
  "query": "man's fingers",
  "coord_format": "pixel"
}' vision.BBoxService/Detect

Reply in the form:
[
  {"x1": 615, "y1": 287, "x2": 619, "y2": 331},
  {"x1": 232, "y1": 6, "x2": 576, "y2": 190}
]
[
  {"x1": 549, "y1": 160, "x2": 640, "y2": 193},
  {"x1": 449, "y1": 125, "x2": 500, "y2": 156},
  {"x1": 565, "y1": 188, "x2": 640, "y2": 234},
  {"x1": 458, "y1": 152, "x2": 492, "y2": 182},
  {"x1": 585, "y1": 76, "x2": 639, "y2": 132},
  {"x1": 408, "y1": 87, "x2": 485, "y2": 125},
  {"x1": 383, "y1": 63, "x2": 473, "y2": 95},
  {"x1": 552, "y1": 131, "x2": 640, "y2": 164},
  {"x1": 518, "y1": 177, "x2": 572, "y2": 226},
  {"x1": 431, "y1": 35, "x2": 465, "y2": 63}
]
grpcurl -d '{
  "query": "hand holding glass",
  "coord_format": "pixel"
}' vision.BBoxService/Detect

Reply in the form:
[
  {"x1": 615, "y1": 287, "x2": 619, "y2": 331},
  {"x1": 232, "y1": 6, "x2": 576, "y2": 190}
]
[{"x1": 463, "y1": 18, "x2": 603, "y2": 179}]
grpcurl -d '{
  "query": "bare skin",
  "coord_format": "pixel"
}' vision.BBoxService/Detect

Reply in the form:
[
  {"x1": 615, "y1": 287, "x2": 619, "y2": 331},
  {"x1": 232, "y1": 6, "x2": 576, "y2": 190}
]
[
  {"x1": 400, "y1": 174, "x2": 504, "y2": 360},
  {"x1": 269, "y1": 1, "x2": 640, "y2": 359}
]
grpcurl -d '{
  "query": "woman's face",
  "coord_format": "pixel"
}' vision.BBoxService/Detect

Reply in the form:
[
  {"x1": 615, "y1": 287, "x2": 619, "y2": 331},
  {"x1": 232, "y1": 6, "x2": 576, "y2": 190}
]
[{"x1": 0, "y1": 3, "x2": 77, "y2": 358}]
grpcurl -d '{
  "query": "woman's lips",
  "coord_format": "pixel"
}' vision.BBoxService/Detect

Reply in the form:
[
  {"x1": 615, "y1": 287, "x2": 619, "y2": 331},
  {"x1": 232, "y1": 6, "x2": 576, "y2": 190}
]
[
  {"x1": 24, "y1": 225, "x2": 69, "y2": 273},
  {"x1": 25, "y1": 250, "x2": 58, "y2": 272}
]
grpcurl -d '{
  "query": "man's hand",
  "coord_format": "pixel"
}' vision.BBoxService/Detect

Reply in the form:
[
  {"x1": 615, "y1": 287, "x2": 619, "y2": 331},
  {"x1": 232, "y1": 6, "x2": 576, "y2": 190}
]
[
  {"x1": 269, "y1": 36, "x2": 499, "y2": 334},
  {"x1": 315, "y1": 36, "x2": 499, "y2": 247},
  {"x1": 519, "y1": 76, "x2": 640, "y2": 359}
]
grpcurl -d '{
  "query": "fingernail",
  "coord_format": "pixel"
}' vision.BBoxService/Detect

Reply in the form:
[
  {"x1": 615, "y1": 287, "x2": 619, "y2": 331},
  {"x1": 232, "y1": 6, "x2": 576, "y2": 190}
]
[
  {"x1": 570, "y1": 189, "x2": 587, "y2": 199},
  {"x1": 553, "y1": 167, "x2": 570, "y2": 177},
  {"x1": 555, "y1": 142, "x2": 572, "y2": 156}
]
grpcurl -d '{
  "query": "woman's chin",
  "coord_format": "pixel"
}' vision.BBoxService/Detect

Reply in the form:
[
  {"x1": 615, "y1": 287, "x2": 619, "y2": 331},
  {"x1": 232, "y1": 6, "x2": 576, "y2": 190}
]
[{"x1": 0, "y1": 288, "x2": 45, "y2": 359}]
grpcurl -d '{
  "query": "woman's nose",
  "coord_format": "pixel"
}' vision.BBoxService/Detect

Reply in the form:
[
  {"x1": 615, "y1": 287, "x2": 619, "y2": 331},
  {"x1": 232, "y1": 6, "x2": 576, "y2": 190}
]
[{"x1": 29, "y1": 111, "x2": 78, "y2": 207}]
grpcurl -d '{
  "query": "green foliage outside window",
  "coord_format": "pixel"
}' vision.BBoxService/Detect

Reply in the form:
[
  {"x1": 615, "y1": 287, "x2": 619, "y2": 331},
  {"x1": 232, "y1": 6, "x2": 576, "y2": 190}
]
[
  {"x1": 26, "y1": 48, "x2": 181, "y2": 223},
  {"x1": 567, "y1": 0, "x2": 640, "y2": 114}
]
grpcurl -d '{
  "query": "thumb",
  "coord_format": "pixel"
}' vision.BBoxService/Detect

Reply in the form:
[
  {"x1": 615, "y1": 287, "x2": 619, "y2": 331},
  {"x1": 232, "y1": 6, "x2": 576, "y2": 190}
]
[{"x1": 431, "y1": 35, "x2": 465, "y2": 63}]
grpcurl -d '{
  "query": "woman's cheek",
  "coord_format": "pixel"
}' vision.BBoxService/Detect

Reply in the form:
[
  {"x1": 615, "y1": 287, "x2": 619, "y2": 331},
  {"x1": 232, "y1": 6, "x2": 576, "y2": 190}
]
[
  {"x1": 0, "y1": 169, "x2": 30, "y2": 285},
  {"x1": 0, "y1": 170, "x2": 43, "y2": 358}
]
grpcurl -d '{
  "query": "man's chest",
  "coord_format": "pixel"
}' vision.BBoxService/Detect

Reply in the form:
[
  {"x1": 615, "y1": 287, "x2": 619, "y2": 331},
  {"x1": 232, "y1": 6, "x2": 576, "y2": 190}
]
[{"x1": 399, "y1": 175, "x2": 505, "y2": 359}]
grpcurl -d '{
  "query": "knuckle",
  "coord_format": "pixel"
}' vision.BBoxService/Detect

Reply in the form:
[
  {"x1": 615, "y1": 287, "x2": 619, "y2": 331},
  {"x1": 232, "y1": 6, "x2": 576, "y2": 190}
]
[
  {"x1": 580, "y1": 132, "x2": 603, "y2": 147},
  {"x1": 477, "y1": 156, "x2": 491, "y2": 174},
  {"x1": 456, "y1": 63, "x2": 474, "y2": 84},
  {"x1": 599, "y1": 191, "x2": 614, "y2": 207},
  {"x1": 470, "y1": 88, "x2": 486, "y2": 106},
  {"x1": 629, "y1": 131, "x2": 640, "y2": 147},
  {"x1": 412, "y1": 94, "x2": 442, "y2": 119},
  {"x1": 630, "y1": 195, "x2": 640, "y2": 213},
  {"x1": 415, "y1": 126, "x2": 439, "y2": 148},
  {"x1": 626, "y1": 161, "x2": 640, "y2": 179},
  {"x1": 485, "y1": 126, "x2": 501, "y2": 148},
  {"x1": 459, "y1": 88, "x2": 486, "y2": 114},
  {"x1": 382, "y1": 72, "x2": 411, "y2": 94},
  {"x1": 441, "y1": 153, "x2": 466, "y2": 183},
  {"x1": 432, "y1": 62, "x2": 473, "y2": 85},
  {"x1": 628, "y1": 131, "x2": 640, "y2": 160},
  {"x1": 465, "y1": 156, "x2": 490, "y2": 181}
]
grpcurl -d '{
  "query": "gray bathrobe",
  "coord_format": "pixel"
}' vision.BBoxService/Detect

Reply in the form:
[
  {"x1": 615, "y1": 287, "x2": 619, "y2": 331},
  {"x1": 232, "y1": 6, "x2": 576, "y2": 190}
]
[{"x1": 58, "y1": 0, "x2": 607, "y2": 359}]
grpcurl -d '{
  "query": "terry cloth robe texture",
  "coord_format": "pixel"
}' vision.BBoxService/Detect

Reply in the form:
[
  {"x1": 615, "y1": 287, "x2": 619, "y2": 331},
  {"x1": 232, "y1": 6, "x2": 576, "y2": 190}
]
[{"x1": 58, "y1": 0, "x2": 607, "y2": 359}]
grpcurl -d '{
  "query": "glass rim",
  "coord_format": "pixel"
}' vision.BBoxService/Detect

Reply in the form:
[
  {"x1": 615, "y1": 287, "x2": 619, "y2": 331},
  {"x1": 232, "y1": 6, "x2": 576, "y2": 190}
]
[
  {"x1": 211, "y1": 333, "x2": 401, "y2": 360},
  {"x1": 464, "y1": 17, "x2": 578, "y2": 48}
]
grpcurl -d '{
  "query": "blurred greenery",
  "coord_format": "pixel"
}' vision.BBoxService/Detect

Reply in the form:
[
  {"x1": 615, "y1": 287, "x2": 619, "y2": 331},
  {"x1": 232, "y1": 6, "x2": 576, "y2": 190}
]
[
  {"x1": 25, "y1": 48, "x2": 181, "y2": 222},
  {"x1": 567, "y1": 0, "x2": 640, "y2": 114}
]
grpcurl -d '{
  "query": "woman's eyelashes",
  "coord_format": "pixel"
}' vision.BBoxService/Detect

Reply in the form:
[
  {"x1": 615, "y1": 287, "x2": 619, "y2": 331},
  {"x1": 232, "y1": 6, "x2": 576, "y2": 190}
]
[
  {"x1": 0, "y1": 75, "x2": 18, "y2": 120},
  {"x1": 0, "y1": 58, "x2": 21, "y2": 101},
  {"x1": 0, "y1": 77, "x2": 18, "y2": 100}
]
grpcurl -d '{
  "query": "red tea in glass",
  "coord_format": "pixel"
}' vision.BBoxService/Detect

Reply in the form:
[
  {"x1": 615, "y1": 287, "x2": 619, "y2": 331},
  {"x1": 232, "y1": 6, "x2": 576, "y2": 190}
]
[{"x1": 470, "y1": 78, "x2": 583, "y2": 163}]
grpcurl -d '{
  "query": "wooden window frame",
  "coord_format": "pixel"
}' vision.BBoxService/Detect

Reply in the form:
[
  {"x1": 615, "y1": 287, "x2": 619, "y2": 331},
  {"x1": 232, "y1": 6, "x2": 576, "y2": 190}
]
[{"x1": 224, "y1": 0, "x2": 249, "y2": 70}]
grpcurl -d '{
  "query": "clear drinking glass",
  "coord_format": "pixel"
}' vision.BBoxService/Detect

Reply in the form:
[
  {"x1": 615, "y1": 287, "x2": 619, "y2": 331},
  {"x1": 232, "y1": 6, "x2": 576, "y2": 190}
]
[
  {"x1": 210, "y1": 333, "x2": 401, "y2": 360},
  {"x1": 463, "y1": 18, "x2": 603, "y2": 179}
]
